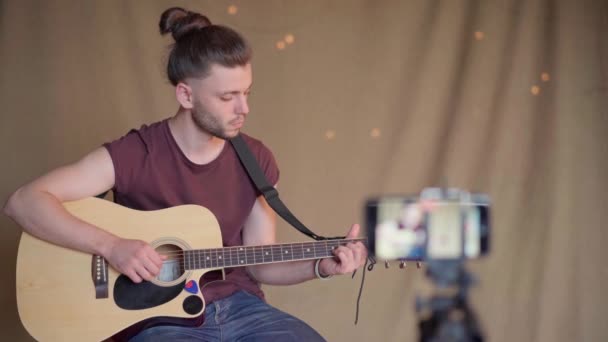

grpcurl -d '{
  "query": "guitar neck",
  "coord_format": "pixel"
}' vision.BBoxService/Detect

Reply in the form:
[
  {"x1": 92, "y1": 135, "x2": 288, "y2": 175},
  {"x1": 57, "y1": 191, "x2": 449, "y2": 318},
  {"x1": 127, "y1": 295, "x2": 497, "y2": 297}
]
[{"x1": 182, "y1": 238, "x2": 367, "y2": 270}]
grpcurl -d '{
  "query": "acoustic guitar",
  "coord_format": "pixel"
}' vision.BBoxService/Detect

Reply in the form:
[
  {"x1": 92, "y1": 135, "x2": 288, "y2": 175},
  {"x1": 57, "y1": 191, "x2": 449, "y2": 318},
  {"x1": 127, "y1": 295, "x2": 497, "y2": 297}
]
[{"x1": 16, "y1": 197, "x2": 363, "y2": 341}]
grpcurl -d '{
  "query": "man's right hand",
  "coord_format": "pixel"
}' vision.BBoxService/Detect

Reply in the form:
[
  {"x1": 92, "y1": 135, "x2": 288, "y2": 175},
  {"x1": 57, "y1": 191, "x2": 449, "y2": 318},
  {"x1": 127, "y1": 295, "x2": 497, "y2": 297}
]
[{"x1": 105, "y1": 238, "x2": 166, "y2": 283}]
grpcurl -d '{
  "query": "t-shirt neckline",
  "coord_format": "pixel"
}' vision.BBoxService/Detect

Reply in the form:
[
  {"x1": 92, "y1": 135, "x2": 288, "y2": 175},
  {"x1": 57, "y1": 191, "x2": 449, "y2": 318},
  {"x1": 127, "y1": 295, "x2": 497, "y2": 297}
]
[{"x1": 163, "y1": 119, "x2": 229, "y2": 170}]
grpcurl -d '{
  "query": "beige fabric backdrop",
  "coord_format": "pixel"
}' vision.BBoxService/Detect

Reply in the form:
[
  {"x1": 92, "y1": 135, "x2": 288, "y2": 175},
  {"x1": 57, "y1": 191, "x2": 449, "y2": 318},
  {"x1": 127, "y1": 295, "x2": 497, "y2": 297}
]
[{"x1": 1, "y1": 0, "x2": 606, "y2": 341}]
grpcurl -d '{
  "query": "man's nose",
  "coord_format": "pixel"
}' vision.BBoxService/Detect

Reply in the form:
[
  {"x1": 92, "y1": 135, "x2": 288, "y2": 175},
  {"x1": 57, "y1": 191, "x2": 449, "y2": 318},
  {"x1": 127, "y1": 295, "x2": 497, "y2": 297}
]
[{"x1": 236, "y1": 96, "x2": 249, "y2": 115}]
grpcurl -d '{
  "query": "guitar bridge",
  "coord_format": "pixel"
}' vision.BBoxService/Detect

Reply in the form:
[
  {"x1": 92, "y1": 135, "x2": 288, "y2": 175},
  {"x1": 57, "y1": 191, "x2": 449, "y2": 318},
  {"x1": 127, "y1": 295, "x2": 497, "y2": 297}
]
[{"x1": 92, "y1": 255, "x2": 109, "y2": 299}]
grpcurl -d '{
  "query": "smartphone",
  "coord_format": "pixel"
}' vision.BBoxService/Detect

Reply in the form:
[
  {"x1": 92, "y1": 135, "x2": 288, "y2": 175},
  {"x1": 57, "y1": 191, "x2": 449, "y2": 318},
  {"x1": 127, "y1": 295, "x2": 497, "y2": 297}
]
[{"x1": 365, "y1": 193, "x2": 490, "y2": 261}]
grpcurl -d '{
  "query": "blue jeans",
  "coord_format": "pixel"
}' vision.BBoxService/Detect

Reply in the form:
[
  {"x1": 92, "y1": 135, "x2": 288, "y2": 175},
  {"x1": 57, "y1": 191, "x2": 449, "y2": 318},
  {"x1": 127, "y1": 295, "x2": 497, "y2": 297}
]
[{"x1": 130, "y1": 291, "x2": 326, "y2": 341}]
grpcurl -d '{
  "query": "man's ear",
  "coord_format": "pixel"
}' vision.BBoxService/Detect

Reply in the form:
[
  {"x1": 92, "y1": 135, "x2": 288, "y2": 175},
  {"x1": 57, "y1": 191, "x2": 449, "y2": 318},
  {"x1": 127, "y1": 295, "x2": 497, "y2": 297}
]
[{"x1": 176, "y1": 82, "x2": 194, "y2": 109}]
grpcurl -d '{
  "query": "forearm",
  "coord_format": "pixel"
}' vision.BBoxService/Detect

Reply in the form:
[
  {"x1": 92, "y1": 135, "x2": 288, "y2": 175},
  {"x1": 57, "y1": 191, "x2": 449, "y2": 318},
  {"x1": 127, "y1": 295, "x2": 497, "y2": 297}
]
[
  {"x1": 4, "y1": 187, "x2": 117, "y2": 257},
  {"x1": 247, "y1": 259, "x2": 322, "y2": 286}
]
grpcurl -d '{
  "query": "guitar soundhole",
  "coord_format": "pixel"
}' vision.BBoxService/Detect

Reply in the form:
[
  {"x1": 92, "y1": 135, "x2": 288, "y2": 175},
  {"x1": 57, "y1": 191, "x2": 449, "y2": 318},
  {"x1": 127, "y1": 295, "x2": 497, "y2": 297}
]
[{"x1": 155, "y1": 244, "x2": 185, "y2": 283}]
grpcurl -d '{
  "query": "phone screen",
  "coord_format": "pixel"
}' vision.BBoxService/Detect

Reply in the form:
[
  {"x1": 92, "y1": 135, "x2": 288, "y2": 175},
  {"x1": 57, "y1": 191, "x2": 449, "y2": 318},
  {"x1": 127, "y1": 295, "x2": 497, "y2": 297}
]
[{"x1": 366, "y1": 197, "x2": 489, "y2": 261}]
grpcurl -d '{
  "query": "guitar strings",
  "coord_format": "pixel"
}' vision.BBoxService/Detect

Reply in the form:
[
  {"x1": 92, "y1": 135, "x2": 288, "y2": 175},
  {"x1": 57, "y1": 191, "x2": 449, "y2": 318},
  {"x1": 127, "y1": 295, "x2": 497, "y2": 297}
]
[
  {"x1": 157, "y1": 245, "x2": 345, "y2": 267},
  {"x1": 158, "y1": 246, "x2": 340, "y2": 256},
  {"x1": 131, "y1": 238, "x2": 368, "y2": 269},
  {"x1": 155, "y1": 238, "x2": 366, "y2": 257},
  {"x1": 158, "y1": 252, "x2": 336, "y2": 263}
]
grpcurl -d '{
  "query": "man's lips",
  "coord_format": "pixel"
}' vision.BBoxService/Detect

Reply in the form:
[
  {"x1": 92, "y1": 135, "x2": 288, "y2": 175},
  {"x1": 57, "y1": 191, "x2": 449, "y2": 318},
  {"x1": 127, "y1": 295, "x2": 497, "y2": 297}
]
[{"x1": 231, "y1": 119, "x2": 244, "y2": 128}]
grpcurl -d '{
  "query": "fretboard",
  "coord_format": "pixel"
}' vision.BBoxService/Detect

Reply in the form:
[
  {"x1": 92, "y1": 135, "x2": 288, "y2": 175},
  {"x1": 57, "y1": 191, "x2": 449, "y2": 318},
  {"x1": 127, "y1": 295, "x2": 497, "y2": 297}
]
[{"x1": 182, "y1": 238, "x2": 366, "y2": 270}]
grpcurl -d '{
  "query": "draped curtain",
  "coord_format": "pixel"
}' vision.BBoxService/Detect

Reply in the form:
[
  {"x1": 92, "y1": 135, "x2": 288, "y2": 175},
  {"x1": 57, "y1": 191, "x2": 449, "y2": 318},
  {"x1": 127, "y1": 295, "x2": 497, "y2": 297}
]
[{"x1": 0, "y1": 1, "x2": 606, "y2": 341}]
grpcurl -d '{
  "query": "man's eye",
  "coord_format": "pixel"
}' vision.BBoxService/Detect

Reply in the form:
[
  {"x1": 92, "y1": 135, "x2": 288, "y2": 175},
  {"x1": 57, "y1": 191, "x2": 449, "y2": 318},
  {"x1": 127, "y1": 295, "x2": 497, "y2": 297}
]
[{"x1": 220, "y1": 96, "x2": 233, "y2": 101}]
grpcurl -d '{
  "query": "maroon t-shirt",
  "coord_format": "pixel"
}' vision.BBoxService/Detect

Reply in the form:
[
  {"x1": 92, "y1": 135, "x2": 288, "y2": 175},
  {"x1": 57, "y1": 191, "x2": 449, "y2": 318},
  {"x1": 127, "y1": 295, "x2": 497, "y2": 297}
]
[{"x1": 103, "y1": 119, "x2": 279, "y2": 304}]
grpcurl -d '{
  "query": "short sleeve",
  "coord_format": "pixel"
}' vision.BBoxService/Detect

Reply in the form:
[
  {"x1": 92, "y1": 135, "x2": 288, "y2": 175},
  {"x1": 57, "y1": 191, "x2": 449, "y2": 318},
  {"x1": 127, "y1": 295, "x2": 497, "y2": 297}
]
[
  {"x1": 256, "y1": 142, "x2": 280, "y2": 187},
  {"x1": 102, "y1": 129, "x2": 148, "y2": 194},
  {"x1": 241, "y1": 134, "x2": 280, "y2": 189}
]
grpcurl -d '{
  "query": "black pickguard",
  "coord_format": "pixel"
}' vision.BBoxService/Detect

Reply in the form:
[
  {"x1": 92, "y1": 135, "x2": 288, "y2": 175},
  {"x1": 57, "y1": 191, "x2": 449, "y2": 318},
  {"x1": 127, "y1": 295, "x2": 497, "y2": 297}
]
[{"x1": 114, "y1": 275, "x2": 186, "y2": 310}]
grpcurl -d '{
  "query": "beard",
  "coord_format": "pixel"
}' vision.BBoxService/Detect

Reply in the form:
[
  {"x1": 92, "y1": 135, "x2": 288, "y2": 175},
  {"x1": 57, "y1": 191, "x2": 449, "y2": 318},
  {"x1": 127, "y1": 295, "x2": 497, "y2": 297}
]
[{"x1": 191, "y1": 99, "x2": 239, "y2": 140}]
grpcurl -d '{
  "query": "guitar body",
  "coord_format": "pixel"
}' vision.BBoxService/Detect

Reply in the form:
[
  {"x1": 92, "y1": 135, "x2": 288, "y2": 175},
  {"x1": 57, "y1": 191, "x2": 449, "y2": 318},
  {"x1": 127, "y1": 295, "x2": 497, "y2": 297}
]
[{"x1": 16, "y1": 197, "x2": 224, "y2": 342}]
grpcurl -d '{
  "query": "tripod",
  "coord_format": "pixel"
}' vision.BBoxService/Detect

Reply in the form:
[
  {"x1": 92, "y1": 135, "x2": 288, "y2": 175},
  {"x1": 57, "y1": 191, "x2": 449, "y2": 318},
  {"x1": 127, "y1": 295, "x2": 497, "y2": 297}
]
[{"x1": 416, "y1": 260, "x2": 484, "y2": 342}]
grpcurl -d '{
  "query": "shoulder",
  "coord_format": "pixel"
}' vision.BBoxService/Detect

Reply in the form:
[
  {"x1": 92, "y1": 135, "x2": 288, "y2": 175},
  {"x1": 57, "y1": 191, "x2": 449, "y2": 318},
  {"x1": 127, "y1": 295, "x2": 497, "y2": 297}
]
[
  {"x1": 103, "y1": 119, "x2": 168, "y2": 155},
  {"x1": 238, "y1": 133, "x2": 275, "y2": 158},
  {"x1": 235, "y1": 133, "x2": 280, "y2": 184}
]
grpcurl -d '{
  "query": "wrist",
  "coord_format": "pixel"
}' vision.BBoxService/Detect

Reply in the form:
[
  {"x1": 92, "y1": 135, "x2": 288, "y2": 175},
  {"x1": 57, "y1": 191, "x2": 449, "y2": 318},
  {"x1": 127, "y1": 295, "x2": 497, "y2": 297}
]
[
  {"x1": 314, "y1": 259, "x2": 332, "y2": 280},
  {"x1": 96, "y1": 233, "x2": 119, "y2": 258}
]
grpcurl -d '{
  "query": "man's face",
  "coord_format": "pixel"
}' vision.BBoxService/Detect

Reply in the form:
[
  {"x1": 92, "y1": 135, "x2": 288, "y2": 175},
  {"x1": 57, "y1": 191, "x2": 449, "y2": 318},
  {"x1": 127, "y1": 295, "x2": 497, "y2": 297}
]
[{"x1": 188, "y1": 63, "x2": 252, "y2": 139}]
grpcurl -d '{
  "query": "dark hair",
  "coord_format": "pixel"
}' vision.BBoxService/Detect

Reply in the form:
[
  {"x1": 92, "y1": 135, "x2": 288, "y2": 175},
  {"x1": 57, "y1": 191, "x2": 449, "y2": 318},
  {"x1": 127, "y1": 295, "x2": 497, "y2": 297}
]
[{"x1": 159, "y1": 7, "x2": 252, "y2": 85}]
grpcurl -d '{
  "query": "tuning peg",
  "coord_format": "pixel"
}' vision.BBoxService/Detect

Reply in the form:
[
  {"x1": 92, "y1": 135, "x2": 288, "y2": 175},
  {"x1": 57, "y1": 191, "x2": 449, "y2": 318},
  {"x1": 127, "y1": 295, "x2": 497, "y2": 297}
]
[
  {"x1": 399, "y1": 260, "x2": 406, "y2": 269},
  {"x1": 384, "y1": 261, "x2": 390, "y2": 269}
]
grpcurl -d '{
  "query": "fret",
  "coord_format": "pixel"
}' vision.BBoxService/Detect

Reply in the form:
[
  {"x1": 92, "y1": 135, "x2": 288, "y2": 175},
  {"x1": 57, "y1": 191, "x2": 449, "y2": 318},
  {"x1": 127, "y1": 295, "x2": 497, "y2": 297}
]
[
  {"x1": 190, "y1": 250, "x2": 195, "y2": 270},
  {"x1": 312, "y1": 243, "x2": 321, "y2": 259},
  {"x1": 237, "y1": 247, "x2": 246, "y2": 265},
  {"x1": 262, "y1": 245, "x2": 272, "y2": 263},
  {"x1": 246, "y1": 247, "x2": 254, "y2": 265},
  {"x1": 198, "y1": 249, "x2": 203, "y2": 269},
  {"x1": 326, "y1": 241, "x2": 336, "y2": 257},
  {"x1": 292, "y1": 243, "x2": 304, "y2": 260},
  {"x1": 235, "y1": 247, "x2": 240, "y2": 266},
  {"x1": 216, "y1": 248, "x2": 221, "y2": 268},
  {"x1": 219, "y1": 248, "x2": 225, "y2": 267},
  {"x1": 230, "y1": 246, "x2": 237, "y2": 267},
  {"x1": 330, "y1": 241, "x2": 340, "y2": 256},
  {"x1": 277, "y1": 244, "x2": 283, "y2": 261},
  {"x1": 195, "y1": 249, "x2": 200, "y2": 269},
  {"x1": 326, "y1": 241, "x2": 333, "y2": 257},
  {"x1": 224, "y1": 247, "x2": 230, "y2": 268},
  {"x1": 204, "y1": 249, "x2": 210, "y2": 268},
  {"x1": 223, "y1": 247, "x2": 230, "y2": 268},
  {"x1": 302, "y1": 243, "x2": 314, "y2": 259},
  {"x1": 252, "y1": 246, "x2": 256, "y2": 264},
  {"x1": 281, "y1": 245, "x2": 292, "y2": 261}
]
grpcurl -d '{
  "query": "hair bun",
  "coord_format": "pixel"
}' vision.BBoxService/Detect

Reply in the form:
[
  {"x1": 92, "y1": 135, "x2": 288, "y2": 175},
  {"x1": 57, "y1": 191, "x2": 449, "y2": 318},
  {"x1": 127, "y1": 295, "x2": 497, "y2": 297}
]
[{"x1": 159, "y1": 7, "x2": 212, "y2": 41}]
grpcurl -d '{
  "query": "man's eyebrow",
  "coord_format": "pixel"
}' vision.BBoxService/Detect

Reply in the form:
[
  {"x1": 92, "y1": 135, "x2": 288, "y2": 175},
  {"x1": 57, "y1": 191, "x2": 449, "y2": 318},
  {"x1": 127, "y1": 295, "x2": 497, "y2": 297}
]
[{"x1": 221, "y1": 83, "x2": 253, "y2": 95}]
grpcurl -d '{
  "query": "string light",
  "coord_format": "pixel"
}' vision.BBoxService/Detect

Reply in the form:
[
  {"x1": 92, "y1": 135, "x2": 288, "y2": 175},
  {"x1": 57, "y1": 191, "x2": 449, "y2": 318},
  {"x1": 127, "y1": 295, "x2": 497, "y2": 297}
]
[
  {"x1": 370, "y1": 128, "x2": 381, "y2": 138},
  {"x1": 531, "y1": 85, "x2": 541, "y2": 95},
  {"x1": 276, "y1": 41, "x2": 286, "y2": 50},
  {"x1": 541, "y1": 72, "x2": 550, "y2": 82},
  {"x1": 325, "y1": 130, "x2": 336, "y2": 140},
  {"x1": 284, "y1": 34, "x2": 295, "y2": 44},
  {"x1": 227, "y1": 5, "x2": 238, "y2": 15},
  {"x1": 474, "y1": 31, "x2": 485, "y2": 40}
]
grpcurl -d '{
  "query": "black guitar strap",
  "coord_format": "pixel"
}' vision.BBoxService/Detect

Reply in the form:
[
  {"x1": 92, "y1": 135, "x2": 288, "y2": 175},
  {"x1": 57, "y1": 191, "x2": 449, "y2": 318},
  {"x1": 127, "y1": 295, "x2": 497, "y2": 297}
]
[
  {"x1": 230, "y1": 134, "x2": 343, "y2": 241},
  {"x1": 230, "y1": 134, "x2": 377, "y2": 326}
]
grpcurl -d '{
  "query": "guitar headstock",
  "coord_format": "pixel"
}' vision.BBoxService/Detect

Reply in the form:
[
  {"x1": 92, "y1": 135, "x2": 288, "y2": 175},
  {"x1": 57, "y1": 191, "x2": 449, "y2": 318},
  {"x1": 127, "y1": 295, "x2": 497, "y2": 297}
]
[{"x1": 364, "y1": 256, "x2": 423, "y2": 272}]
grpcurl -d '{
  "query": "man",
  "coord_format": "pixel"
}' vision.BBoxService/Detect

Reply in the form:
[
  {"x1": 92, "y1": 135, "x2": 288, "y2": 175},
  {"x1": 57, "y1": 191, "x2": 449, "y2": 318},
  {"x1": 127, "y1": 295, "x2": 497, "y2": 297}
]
[{"x1": 3, "y1": 7, "x2": 367, "y2": 341}]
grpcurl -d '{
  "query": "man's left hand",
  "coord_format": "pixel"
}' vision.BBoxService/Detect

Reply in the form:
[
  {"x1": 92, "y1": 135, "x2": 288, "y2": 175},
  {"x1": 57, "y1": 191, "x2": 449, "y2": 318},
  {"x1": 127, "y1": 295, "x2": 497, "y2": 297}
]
[{"x1": 318, "y1": 223, "x2": 368, "y2": 277}]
